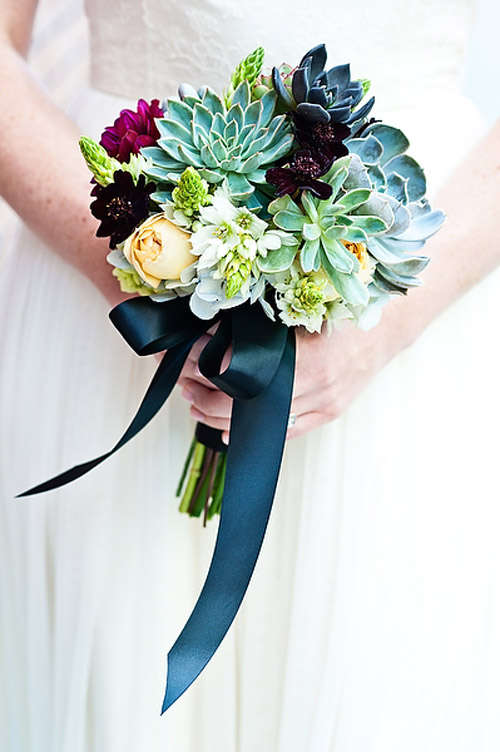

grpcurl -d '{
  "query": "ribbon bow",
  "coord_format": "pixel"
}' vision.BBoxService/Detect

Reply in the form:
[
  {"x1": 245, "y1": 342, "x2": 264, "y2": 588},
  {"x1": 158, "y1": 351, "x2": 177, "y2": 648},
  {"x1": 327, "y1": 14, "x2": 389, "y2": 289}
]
[{"x1": 19, "y1": 295, "x2": 296, "y2": 711}]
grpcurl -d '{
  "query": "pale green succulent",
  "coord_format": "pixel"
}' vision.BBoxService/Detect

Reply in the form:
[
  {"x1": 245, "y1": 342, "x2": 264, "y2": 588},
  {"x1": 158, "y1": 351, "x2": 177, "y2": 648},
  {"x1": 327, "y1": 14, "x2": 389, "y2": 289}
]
[
  {"x1": 225, "y1": 47, "x2": 265, "y2": 108},
  {"x1": 141, "y1": 82, "x2": 294, "y2": 205},
  {"x1": 266, "y1": 156, "x2": 389, "y2": 305}
]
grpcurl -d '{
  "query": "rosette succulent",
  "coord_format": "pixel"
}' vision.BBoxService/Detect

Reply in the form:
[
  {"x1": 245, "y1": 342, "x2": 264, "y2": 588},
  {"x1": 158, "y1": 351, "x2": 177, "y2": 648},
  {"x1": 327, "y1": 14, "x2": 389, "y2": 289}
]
[
  {"x1": 272, "y1": 44, "x2": 374, "y2": 128},
  {"x1": 266, "y1": 156, "x2": 390, "y2": 305},
  {"x1": 142, "y1": 82, "x2": 294, "y2": 204},
  {"x1": 345, "y1": 122, "x2": 445, "y2": 294}
]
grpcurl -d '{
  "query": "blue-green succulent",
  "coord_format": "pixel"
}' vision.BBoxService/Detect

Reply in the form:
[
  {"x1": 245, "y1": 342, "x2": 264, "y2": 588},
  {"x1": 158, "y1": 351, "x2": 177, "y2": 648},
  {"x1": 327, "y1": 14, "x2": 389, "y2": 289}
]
[
  {"x1": 141, "y1": 82, "x2": 293, "y2": 206},
  {"x1": 345, "y1": 122, "x2": 445, "y2": 294}
]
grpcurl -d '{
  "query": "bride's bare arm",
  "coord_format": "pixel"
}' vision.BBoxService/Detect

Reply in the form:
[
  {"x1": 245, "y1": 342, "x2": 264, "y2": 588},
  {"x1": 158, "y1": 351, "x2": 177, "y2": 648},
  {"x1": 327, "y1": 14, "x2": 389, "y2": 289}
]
[
  {"x1": 0, "y1": 0, "x2": 126, "y2": 306},
  {"x1": 180, "y1": 118, "x2": 500, "y2": 439}
]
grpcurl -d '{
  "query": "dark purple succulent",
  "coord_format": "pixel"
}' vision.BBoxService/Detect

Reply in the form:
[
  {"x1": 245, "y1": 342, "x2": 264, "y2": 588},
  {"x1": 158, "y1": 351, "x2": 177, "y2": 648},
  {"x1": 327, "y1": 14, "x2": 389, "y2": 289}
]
[
  {"x1": 272, "y1": 44, "x2": 374, "y2": 129},
  {"x1": 100, "y1": 99, "x2": 164, "y2": 163},
  {"x1": 90, "y1": 171, "x2": 155, "y2": 248},
  {"x1": 293, "y1": 115, "x2": 351, "y2": 161},
  {"x1": 266, "y1": 149, "x2": 333, "y2": 199}
]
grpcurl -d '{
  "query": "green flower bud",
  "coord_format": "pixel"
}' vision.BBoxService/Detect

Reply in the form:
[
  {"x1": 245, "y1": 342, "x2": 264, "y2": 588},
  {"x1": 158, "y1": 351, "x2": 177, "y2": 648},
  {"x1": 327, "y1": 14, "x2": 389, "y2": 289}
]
[
  {"x1": 79, "y1": 136, "x2": 120, "y2": 186},
  {"x1": 172, "y1": 167, "x2": 210, "y2": 217},
  {"x1": 360, "y1": 78, "x2": 371, "y2": 97},
  {"x1": 220, "y1": 251, "x2": 252, "y2": 298},
  {"x1": 225, "y1": 46, "x2": 265, "y2": 107},
  {"x1": 112, "y1": 267, "x2": 153, "y2": 296}
]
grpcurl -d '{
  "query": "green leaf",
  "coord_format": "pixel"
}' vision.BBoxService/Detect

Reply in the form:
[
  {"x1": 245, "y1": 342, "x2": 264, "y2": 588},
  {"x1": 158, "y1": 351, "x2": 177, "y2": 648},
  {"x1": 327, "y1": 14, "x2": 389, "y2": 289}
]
[
  {"x1": 337, "y1": 188, "x2": 371, "y2": 212},
  {"x1": 210, "y1": 137, "x2": 228, "y2": 162},
  {"x1": 300, "y1": 238, "x2": 321, "y2": 272},
  {"x1": 349, "y1": 215, "x2": 388, "y2": 234},
  {"x1": 301, "y1": 191, "x2": 319, "y2": 221},
  {"x1": 322, "y1": 237, "x2": 356, "y2": 274},
  {"x1": 200, "y1": 142, "x2": 220, "y2": 169},
  {"x1": 260, "y1": 90, "x2": 277, "y2": 128},
  {"x1": 244, "y1": 100, "x2": 263, "y2": 130},
  {"x1": 325, "y1": 166, "x2": 348, "y2": 199},
  {"x1": 321, "y1": 225, "x2": 346, "y2": 241},
  {"x1": 226, "y1": 103, "x2": 245, "y2": 131},
  {"x1": 273, "y1": 209, "x2": 306, "y2": 232},
  {"x1": 177, "y1": 143, "x2": 204, "y2": 168},
  {"x1": 302, "y1": 222, "x2": 321, "y2": 241},
  {"x1": 269, "y1": 195, "x2": 294, "y2": 214},
  {"x1": 192, "y1": 104, "x2": 214, "y2": 143},
  {"x1": 226, "y1": 172, "x2": 254, "y2": 198},
  {"x1": 202, "y1": 87, "x2": 225, "y2": 116},
  {"x1": 165, "y1": 99, "x2": 194, "y2": 131},
  {"x1": 320, "y1": 249, "x2": 369, "y2": 304},
  {"x1": 257, "y1": 243, "x2": 297, "y2": 272},
  {"x1": 232, "y1": 80, "x2": 251, "y2": 110}
]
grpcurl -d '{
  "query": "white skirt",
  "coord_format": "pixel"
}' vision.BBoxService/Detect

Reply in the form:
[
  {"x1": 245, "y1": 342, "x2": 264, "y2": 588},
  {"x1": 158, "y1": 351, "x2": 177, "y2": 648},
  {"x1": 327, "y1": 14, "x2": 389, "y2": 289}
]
[{"x1": 1, "y1": 87, "x2": 500, "y2": 751}]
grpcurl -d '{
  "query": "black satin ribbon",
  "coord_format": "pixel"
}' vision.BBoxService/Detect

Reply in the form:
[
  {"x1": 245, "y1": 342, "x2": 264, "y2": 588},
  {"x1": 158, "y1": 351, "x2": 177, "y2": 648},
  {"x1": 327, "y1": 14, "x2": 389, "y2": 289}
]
[{"x1": 18, "y1": 295, "x2": 296, "y2": 712}]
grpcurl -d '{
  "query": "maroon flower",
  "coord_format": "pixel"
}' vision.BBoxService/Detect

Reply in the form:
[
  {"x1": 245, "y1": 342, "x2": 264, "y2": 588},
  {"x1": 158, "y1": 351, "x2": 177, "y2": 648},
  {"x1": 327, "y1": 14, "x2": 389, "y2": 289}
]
[
  {"x1": 90, "y1": 171, "x2": 155, "y2": 248},
  {"x1": 266, "y1": 149, "x2": 333, "y2": 200},
  {"x1": 293, "y1": 113, "x2": 351, "y2": 161},
  {"x1": 100, "y1": 99, "x2": 164, "y2": 162}
]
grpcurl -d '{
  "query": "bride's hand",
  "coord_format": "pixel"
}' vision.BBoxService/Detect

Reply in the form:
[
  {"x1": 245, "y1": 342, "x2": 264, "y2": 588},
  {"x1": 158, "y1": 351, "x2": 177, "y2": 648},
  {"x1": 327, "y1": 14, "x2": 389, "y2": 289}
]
[{"x1": 177, "y1": 316, "x2": 399, "y2": 442}]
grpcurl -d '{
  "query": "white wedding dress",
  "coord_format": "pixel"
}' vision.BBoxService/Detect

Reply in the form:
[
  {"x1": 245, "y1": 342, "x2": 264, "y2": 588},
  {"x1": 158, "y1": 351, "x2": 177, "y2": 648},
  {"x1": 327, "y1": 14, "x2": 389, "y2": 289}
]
[{"x1": 2, "y1": 1, "x2": 500, "y2": 750}]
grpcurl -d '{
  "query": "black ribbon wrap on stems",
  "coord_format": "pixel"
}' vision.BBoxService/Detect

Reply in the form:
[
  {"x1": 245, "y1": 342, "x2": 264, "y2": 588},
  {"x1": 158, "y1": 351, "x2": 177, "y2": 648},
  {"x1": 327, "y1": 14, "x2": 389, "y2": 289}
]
[{"x1": 18, "y1": 295, "x2": 296, "y2": 712}]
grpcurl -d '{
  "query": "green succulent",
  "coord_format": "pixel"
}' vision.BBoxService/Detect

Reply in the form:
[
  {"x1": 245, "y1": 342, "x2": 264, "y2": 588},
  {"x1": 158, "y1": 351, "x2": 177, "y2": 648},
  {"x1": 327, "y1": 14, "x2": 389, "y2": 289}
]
[
  {"x1": 141, "y1": 82, "x2": 294, "y2": 205},
  {"x1": 172, "y1": 166, "x2": 210, "y2": 216},
  {"x1": 225, "y1": 47, "x2": 265, "y2": 108},
  {"x1": 266, "y1": 156, "x2": 389, "y2": 305}
]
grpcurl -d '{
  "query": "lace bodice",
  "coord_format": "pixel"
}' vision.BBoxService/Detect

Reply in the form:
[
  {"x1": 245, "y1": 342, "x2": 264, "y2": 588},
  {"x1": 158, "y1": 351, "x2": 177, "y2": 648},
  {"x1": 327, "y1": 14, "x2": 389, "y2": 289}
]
[{"x1": 84, "y1": 0, "x2": 475, "y2": 114}]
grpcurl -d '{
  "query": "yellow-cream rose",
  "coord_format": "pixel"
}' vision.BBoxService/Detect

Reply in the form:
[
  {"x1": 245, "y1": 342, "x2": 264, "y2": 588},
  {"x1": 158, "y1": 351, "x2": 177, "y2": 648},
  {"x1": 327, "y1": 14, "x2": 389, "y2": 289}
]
[
  {"x1": 123, "y1": 213, "x2": 196, "y2": 288},
  {"x1": 341, "y1": 240, "x2": 375, "y2": 285}
]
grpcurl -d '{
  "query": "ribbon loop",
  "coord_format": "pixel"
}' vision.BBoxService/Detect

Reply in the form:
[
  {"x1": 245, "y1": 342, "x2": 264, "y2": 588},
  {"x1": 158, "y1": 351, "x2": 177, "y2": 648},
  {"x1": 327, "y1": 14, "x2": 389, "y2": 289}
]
[{"x1": 199, "y1": 303, "x2": 289, "y2": 401}]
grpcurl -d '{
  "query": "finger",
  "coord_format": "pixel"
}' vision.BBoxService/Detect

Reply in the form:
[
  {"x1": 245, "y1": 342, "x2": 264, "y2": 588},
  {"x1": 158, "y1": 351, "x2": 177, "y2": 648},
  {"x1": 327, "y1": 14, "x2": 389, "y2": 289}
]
[
  {"x1": 286, "y1": 411, "x2": 329, "y2": 440},
  {"x1": 189, "y1": 407, "x2": 231, "y2": 434},
  {"x1": 288, "y1": 384, "x2": 346, "y2": 424},
  {"x1": 178, "y1": 357, "x2": 215, "y2": 389},
  {"x1": 181, "y1": 380, "x2": 233, "y2": 419}
]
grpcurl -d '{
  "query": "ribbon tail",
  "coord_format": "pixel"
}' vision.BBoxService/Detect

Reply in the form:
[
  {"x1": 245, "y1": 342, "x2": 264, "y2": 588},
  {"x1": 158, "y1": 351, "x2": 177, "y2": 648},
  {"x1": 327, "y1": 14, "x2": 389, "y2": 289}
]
[
  {"x1": 162, "y1": 330, "x2": 296, "y2": 712},
  {"x1": 17, "y1": 338, "x2": 197, "y2": 497}
]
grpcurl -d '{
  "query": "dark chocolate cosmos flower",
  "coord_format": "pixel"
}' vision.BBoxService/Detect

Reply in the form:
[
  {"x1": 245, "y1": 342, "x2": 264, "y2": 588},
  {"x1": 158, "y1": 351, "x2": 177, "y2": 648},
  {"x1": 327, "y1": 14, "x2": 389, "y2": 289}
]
[
  {"x1": 266, "y1": 148, "x2": 333, "y2": 199},
  {"x1": 100, "y1": 99, "x2": 163, "y2": 162},
  {"x1": 90, "y1": 171, "x2": 155, "y2": 248},
  {"x1": 293, "y1": 114, "x2": 350, "y2": 161}
]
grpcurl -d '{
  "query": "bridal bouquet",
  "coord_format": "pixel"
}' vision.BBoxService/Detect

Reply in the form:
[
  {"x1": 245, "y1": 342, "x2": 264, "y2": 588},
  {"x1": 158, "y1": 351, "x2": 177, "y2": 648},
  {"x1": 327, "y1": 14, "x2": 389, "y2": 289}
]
[
  {"x1": 79, "y1": 44, "x2": 443, "y2": 522},
  {"x1": 23, "y1": 44, "x2": 444, "y2": 711}
]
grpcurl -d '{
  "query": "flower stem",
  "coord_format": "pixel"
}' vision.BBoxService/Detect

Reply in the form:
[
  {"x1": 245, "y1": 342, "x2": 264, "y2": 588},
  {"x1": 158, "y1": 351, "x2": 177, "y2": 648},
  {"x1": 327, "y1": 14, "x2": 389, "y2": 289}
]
[{"x1": 178, "y1": 442, "x2": 206, "y2": 514}]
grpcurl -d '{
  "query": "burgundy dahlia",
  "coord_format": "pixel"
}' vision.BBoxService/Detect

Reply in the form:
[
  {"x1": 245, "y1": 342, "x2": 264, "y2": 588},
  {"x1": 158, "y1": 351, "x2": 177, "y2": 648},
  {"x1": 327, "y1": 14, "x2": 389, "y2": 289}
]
[
  {"x1": 90, "y1": 171, "x2": 155, "y2": 248},
  {"x1": 100, "y1": 99, "x2": 164, "y2": 162},
  {"x1": 266, "y1": 149, "x2": 333, "y2": 200}
]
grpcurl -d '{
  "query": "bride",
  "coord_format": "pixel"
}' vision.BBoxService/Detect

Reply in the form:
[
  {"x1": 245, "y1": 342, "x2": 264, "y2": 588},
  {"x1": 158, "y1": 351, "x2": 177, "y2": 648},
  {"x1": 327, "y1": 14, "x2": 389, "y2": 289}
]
[{"x1": 1, "y1": 0, "x2": 500, "y2": 750}]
